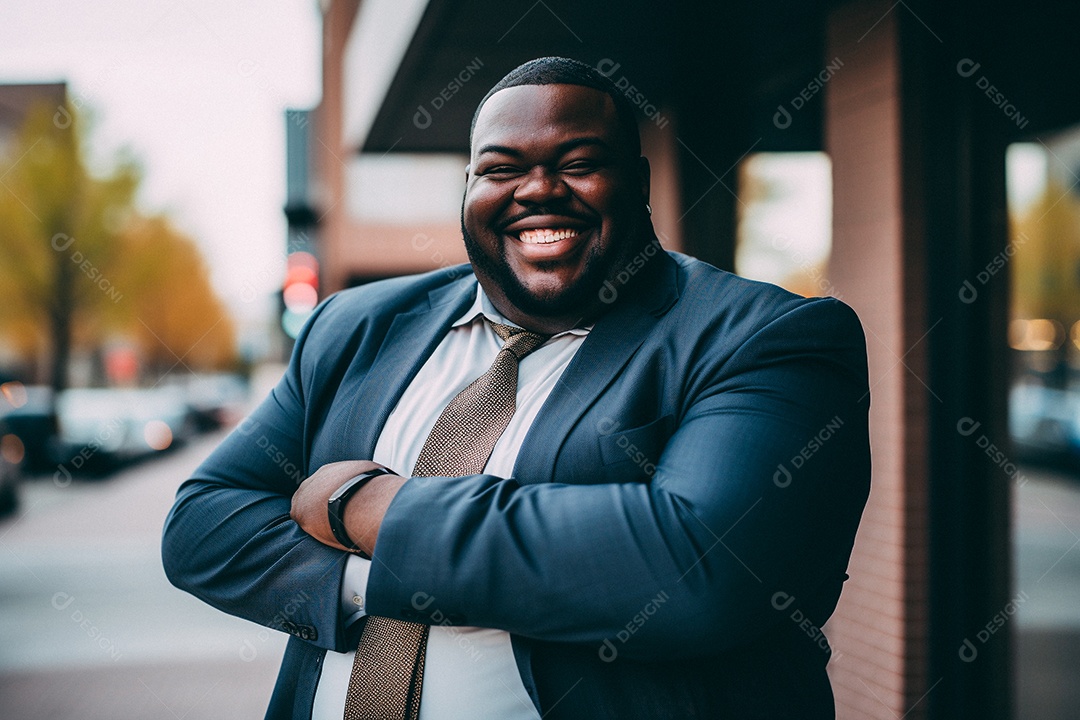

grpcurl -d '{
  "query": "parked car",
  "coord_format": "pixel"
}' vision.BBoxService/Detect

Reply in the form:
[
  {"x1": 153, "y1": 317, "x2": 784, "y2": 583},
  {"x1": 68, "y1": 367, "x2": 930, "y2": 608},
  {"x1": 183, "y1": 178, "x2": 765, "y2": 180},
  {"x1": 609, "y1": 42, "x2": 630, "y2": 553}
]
[
  {"x1": 53, "y1": 387, "x2": 194, "y2": 474},
  {"x1": 1009, "y1": 382, "x2": 1080, "y2": 471},
  {"x1": 0, "y1": 415, "x2": 21, "y2": 518},
  {"x1": 0, "y1": 382, "x2": 56, "y2": 473},
  {"x1": 170, "y1": 373, "x2": 249, "y2": 431}
]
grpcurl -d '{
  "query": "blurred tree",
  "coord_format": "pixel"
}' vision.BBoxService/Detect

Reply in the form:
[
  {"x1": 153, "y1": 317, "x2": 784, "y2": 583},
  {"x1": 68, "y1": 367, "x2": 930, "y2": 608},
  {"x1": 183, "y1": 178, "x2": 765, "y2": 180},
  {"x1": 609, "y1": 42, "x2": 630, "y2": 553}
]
[
  {"x1": 1010, "y1": 179, "x2": 1080, "y2": 384},
  {"x1": 0, "y1": 102, "x2": 137, "y2": 390},
  {"x1": 0, "y1": 101, "x2": 235, "y2": 388},
  {"x1": 114, "y1": 216, "x2": 236, "y2": 377},
  {"x1": 1011, "y1": 179, "x2": 1080, "y2": 326}
]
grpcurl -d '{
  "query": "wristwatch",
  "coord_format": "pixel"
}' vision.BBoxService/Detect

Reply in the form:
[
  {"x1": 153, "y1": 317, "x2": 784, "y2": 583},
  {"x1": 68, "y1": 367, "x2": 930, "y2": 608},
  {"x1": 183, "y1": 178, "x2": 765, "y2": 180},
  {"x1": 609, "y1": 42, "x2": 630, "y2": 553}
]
[{"x1": 327, "y1": 467, "x2": 393, "y2": 555}]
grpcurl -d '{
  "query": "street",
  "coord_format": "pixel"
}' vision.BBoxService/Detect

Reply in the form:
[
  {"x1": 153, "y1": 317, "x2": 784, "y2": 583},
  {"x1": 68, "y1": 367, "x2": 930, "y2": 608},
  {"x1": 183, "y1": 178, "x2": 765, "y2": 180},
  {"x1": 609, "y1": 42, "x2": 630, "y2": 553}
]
[
  {"x1": 0, "y1": 432, "x2": 286, "y2": 720},
  {"x1": 0, "y1": 432, "x2": 1078, "y2": 719},
  {"x1": 1013, "y1": 466, "x2": 1080, "y2": 718}
]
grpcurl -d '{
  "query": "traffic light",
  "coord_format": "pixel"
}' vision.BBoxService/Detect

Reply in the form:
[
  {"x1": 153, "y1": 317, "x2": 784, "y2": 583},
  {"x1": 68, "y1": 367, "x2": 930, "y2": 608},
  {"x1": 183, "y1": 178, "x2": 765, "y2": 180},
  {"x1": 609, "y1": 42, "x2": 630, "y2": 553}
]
[{"x1": 282, "y1": 251, "x2": 319, "y2": 339}]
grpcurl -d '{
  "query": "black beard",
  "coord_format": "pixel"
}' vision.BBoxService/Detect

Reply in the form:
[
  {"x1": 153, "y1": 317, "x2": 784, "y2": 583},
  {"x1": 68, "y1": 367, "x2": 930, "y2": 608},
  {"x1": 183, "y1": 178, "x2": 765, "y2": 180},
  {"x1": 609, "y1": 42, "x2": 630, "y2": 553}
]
[{"x1": 461, "y1": 219, "x2": 612, "y2": 319}]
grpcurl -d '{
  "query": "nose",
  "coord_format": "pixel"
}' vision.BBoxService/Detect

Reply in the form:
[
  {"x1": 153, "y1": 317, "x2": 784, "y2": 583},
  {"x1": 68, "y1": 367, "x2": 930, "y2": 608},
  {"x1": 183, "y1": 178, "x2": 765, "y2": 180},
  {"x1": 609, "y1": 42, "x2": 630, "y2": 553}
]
[{"x1": 513, "y1": 165, "x2": 569, "y2": 206}]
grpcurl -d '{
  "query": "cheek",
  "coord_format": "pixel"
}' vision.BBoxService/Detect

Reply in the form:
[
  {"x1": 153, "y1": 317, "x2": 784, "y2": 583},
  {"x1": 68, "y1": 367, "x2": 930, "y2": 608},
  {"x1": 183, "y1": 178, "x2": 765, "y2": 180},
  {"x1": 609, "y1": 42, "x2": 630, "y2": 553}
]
[
  {"x1": 464, "y1": 183, "x2": 510, "y2": 226},
  {"x1": 570, "y1": 177, "x2": 626, "y2": 217}
]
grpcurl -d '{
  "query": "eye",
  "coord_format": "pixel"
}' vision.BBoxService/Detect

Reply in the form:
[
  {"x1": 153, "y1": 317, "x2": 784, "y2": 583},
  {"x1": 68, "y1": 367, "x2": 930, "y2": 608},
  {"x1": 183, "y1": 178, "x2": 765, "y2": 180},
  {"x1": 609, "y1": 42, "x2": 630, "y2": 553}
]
[
  {"x1": 479, "y1": 164, "x2": 522, "y2": 178},
  {"x1": 560, "y1": 159, "x2": 600, "y2": 175}
]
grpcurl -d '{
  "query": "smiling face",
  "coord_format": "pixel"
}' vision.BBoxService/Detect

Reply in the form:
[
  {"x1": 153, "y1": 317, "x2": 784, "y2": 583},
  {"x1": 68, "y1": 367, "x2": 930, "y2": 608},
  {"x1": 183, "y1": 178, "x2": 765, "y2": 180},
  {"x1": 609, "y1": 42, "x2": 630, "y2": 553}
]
[{"x1": 463, "y1": 83, "x2": 651, "y2": 333}]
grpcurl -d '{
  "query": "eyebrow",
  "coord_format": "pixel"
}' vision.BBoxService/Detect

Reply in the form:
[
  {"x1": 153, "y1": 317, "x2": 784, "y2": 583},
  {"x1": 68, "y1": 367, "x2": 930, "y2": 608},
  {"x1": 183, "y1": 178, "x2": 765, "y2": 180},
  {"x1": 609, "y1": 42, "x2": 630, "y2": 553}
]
[{"x1": 475, "y1": 136, "x2": 611, "y2": 157}]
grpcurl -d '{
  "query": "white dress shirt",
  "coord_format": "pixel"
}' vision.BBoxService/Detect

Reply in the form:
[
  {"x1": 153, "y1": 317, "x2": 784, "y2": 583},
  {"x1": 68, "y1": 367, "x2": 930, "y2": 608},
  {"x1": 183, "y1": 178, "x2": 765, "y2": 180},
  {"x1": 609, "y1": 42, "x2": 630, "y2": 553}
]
[{"x1": 311, "y1": 283, "x2": 589, "y2": 720}]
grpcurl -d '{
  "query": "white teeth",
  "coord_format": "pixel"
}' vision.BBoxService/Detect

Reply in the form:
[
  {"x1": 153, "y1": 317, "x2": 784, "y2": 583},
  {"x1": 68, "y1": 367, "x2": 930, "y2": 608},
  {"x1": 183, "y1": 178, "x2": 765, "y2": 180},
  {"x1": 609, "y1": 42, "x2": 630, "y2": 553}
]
[{"x1": 517, "y1": 228, "x2": 580, "y2": 244}]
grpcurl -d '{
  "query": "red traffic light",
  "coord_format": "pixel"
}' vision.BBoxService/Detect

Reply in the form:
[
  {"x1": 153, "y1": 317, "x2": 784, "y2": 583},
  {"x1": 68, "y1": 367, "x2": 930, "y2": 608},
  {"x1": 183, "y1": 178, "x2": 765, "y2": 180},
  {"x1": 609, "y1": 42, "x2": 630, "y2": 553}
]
[
  {"x1": 282, "y1": 252, "x2": 320, "y2": 337},
  {"x1": 284, "y1": 264, "x2": 318, "y2": 289}
]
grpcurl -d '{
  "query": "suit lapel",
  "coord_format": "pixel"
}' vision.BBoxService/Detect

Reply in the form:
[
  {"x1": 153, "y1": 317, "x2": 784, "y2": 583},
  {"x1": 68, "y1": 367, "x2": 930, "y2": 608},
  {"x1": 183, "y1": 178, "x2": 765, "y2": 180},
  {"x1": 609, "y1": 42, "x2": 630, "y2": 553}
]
[
  {"x1": 341, "y1": 250, "x2": 680, "y2": 476},
  {"x1": 513, "y1": 250, "x2": 680, "y2": 485},
  {"x1": 343, "y1": 277, "x2": 478, "y2": 458}
]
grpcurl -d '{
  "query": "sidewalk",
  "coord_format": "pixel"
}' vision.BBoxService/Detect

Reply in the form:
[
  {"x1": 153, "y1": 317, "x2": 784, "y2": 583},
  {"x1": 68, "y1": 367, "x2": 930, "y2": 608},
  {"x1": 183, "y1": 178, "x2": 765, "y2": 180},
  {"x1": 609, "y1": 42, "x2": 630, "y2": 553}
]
[
  {"x1": 1013, "y1": 466, "x2": 1080, "y2": 718},
  {"x1": 0, "y1": 431, "x2": 286, "y2": 720}
]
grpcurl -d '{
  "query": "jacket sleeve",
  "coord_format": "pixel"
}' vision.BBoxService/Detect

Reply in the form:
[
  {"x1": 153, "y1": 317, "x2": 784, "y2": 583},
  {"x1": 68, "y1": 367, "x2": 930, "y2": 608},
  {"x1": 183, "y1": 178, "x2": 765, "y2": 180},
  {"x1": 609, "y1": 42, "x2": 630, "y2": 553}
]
[
  {"x1": 365, "y1": 298, "x2": 871, "y2": 660},
  {"x1": 161, "y1": 295, "x2": 352, "y2": 652}
]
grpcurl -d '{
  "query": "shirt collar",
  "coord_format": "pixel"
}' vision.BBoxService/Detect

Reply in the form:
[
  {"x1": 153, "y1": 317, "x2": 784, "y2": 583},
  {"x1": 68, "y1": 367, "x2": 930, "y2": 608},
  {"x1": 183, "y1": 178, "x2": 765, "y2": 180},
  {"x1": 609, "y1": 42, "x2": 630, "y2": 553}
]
[{"x1": 452, "y1": 281, "x2": 591, "y2": 337}]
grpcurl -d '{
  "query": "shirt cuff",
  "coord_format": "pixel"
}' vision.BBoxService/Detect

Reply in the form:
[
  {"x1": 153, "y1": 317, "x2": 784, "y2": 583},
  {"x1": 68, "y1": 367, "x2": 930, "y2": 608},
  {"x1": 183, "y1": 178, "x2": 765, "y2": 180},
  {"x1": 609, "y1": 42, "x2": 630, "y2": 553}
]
[{"x1": 341, "y1": 554, "x2": 372, "y2": 625}]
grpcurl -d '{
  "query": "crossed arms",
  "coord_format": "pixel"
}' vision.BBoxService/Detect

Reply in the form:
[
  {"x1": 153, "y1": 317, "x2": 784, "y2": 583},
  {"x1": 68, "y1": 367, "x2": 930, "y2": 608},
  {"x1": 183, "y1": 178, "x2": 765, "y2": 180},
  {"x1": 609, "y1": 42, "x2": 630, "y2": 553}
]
[{"x1": 162, "y1": 292, "x2": 870, "y2": 660}]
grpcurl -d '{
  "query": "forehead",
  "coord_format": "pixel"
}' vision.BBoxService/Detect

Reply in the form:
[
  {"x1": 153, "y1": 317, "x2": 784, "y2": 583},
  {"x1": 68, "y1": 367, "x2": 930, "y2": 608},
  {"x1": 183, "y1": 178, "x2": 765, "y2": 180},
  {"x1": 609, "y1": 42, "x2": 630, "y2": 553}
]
[{"x1": 471, "y1": 84, "x2": 622, "y2": 156}]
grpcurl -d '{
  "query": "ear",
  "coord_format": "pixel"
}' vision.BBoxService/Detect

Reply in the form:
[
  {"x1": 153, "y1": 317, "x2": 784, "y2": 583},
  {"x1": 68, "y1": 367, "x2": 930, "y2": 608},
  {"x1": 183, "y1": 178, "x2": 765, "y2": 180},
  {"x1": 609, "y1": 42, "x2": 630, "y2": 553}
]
[
  {"x1": 637, "y1": 156, "x2": 651, "y2": 206},
  {"x1": 464, "y1": 163, "x2": 471, "y2": 183}
]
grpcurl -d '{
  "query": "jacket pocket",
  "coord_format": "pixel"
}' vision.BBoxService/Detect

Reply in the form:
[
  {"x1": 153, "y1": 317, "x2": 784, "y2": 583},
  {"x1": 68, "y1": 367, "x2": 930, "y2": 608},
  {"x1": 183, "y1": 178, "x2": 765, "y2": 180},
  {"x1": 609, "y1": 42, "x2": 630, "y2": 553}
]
[{"x1": 598, "y1": 415, "x2": 674, "y2": 482}]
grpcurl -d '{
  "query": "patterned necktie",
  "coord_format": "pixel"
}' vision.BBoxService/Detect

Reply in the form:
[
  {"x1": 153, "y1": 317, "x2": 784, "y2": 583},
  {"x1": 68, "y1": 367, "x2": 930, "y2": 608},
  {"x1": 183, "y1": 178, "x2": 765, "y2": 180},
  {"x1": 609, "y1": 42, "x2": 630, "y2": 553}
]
[{"x1": 344, "y1": 319, "x2": 550, "y2": 720}]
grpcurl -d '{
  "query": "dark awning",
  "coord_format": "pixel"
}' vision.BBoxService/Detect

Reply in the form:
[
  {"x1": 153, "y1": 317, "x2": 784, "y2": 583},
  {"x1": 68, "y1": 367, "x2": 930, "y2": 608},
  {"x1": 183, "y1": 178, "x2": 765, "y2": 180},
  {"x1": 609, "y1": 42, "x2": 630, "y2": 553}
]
[{"x1": 361, "y1": 0, "x2": 831, "y2": 155}]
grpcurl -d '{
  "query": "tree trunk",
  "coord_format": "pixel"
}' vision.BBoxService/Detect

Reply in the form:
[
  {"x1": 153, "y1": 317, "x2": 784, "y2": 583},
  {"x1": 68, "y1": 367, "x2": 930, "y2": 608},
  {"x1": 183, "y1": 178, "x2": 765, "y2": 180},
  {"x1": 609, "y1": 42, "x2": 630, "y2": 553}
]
[{"x1": 49, "y1": 241, "x2": 75, "y2": 393}]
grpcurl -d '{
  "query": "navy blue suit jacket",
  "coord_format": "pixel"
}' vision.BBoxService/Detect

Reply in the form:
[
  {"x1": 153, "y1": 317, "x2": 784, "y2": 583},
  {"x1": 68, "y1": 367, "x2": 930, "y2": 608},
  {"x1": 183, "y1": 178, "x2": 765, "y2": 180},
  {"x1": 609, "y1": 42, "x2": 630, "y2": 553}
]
[{"x1": 162, "y1": 250, "x2": 870, "y2": 719}]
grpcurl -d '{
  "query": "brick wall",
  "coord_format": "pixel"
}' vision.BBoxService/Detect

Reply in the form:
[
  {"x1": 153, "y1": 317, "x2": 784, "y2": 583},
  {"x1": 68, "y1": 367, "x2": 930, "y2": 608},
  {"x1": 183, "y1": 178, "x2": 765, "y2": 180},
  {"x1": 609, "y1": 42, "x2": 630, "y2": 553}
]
[{"x1": 824, "y1": 2, "x2": 931, "y2": 717}]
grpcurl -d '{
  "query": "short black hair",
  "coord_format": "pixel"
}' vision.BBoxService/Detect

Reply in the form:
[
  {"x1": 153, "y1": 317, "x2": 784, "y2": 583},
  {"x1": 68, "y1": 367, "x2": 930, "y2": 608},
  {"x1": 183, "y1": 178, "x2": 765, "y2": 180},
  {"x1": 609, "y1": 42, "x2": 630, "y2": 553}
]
[{"x1": 469, "y1": 56, "x2": 642, "y2": 158}]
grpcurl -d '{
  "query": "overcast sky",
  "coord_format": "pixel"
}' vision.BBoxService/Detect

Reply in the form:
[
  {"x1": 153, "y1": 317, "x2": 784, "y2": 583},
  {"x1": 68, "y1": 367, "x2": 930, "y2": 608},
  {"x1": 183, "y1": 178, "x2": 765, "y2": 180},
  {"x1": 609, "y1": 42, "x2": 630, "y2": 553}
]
[{"x1": 0, "y1": 0, "x2": 322, "y2": 337}]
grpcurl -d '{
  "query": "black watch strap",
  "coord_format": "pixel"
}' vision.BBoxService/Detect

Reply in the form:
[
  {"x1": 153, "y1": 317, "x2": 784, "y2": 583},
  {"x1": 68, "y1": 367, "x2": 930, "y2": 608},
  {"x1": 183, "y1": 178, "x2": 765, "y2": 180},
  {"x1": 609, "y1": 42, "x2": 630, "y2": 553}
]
[{"x1": 327, "y1": 467, "x2": 393, "y2": 554}]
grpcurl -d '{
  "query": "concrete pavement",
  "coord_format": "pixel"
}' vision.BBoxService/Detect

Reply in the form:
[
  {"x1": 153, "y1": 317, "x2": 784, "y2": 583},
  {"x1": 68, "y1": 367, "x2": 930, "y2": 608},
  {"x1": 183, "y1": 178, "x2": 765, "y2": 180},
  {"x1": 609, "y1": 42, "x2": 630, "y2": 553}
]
[
  {"x1": 1013, "y1": 467, "x2": 1080, "y2": 718},
  {"x1": 0, "y1": 431, "x2": 287, "y2": 720}
]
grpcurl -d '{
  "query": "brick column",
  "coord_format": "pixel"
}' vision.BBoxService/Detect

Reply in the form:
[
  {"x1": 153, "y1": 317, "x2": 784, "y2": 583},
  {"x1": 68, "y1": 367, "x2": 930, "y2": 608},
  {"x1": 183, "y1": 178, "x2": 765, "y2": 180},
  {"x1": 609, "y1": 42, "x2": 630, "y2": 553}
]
[
  {"x1": 316, "y1": 0, "x2": 361, "y2": 295},
  {"x1": 823, "y1": 1, "x2": 1013, "y2": 718},
  {"x1": 823, "y1": 2, "x2": 930, "y2": 718}
]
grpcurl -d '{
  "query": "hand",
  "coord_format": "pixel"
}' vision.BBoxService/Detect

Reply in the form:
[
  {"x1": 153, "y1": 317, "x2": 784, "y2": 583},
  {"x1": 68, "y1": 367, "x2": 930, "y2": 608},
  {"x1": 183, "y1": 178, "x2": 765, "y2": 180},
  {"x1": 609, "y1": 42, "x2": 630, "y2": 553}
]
[{"x1": 290, "y1": 460, "x2": 405, "y2": 554}]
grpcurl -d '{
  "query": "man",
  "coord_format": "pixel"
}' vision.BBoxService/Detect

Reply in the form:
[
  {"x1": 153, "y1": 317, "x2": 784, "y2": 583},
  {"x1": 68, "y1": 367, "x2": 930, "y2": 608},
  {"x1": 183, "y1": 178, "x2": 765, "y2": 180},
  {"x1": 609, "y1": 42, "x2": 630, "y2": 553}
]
[{"x1": 163, "y1": 57, "x2": 870, "y2": 719}]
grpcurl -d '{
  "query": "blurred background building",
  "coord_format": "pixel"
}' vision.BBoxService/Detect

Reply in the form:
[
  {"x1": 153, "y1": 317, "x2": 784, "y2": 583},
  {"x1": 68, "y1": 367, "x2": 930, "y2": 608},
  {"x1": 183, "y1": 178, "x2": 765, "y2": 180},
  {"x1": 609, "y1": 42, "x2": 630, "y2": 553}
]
[{"x1": 0, "y1": 82, "x2": 66, "y2": 149}]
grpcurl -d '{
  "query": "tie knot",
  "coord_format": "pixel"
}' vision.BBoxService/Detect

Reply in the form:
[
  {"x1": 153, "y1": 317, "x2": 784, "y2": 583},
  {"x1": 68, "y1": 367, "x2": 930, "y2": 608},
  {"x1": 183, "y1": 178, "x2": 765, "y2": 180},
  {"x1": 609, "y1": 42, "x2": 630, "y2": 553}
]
[{"x1": 487, "y1": 319, "x2": 549, "y2": 359}]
